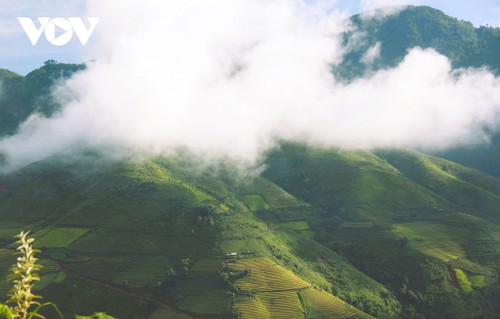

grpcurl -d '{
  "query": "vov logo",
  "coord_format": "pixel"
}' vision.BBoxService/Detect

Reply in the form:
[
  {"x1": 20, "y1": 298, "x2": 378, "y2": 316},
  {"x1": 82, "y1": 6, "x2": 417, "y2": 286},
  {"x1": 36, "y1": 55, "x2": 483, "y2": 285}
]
[{"x1": 18, "y1": 17, "x2": 100, "y2": 46}]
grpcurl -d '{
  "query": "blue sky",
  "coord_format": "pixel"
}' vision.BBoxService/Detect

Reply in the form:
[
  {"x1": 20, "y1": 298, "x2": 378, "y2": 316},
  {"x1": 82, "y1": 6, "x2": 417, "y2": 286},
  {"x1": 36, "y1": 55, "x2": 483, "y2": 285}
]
[
  {"x1": 340, "y1": 0, "x2": 500, "y2": 26},
  {"x1": 0, "y1": 0, "x2": 499, "y2": 75}
]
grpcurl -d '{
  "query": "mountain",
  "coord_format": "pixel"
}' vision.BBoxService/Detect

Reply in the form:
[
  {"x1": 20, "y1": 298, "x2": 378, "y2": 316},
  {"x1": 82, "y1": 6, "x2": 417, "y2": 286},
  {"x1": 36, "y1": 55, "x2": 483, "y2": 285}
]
[
  {"x1": 0, "y1": 5, "x2": 499, "y2": 319},
  {"x1": 264, "y1": 144, "x2": 500, "y2": 318},
  {"x1": 0, "y1": 148, "x2": 498, "y2": 319},
  {"x1": 0, "y1": 143, "x2": 498, "y2": 318},
  {"x1": 336, "y1": 6, "x2": 500, "y2": 80},
  {"x1": 0, "y1": 155, "x2": 396, "y2": 318},
  {"x1": 0, "y1": 60, "x2": 84, "y2": 137},
  {"x1": 336, "y1": 5, "x2": 500, "y2": 178}
]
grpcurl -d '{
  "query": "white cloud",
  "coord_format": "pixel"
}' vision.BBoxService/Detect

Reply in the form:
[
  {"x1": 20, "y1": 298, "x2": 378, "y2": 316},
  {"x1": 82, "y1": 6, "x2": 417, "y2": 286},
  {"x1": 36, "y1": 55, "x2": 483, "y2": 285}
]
[
  {"x1": 359, "y1": 0, "x2": 415, "y2": 17},
  {"x1": 1, "y1": 1, "x2": 500, "y2": 172},
  {"x1": 361, "y1": 42, "x2": 381, "y2": 65},
  {"x1": 360, "y1": 0, "x2": 416, "y2": 10},
  {"x1": 301, "y1": 48, "x2": 500, "y2": 149}
]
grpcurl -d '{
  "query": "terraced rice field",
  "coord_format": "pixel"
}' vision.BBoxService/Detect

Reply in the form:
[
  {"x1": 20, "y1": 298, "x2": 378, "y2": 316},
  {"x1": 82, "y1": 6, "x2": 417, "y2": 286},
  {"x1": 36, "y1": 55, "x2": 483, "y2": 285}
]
[
  {"x1": 191, "y1": 258, "x2": 224, "y2": 272},
  {"x1": 420, "y1": 241, "x2": 466, "y2": 262},
  {"x1": 234, "y1": 291, "x2": 304, "y2": 319},
  {"x1": 226, "y1": 258, "x2": 310, "y2": 291},
  {"x1": 279, "y1": 221, "x2": 310, "y2": 231},
  {"x1": 69, "y1": 230, "x2": 164, "y2": 254},
  {"x1": 34, "y1": 227, "x2": 88, "y2": 248},
  {"x1": 178, "y1": 289, "x2": 231, "y2": 315},
  {"x1": 393, "y1": 222, "x2": 468, "y2": 262},
  {"x1": 279, "y1": 221, "x2": 314, "y2": 239},
  {"x1": 34, "y1": 272, "x2": 59, "y2": 291},
  {"x1": 63, "y1": 257, "x2": 130, "y2": 281},
  {"x1": 453, "y1": 269, "x2": 473, "y2": 292},
  {"x1": 39, "y1": 258, "x2": 60, "y2": 272},
  {"x1": 149, "y1": 308, "x2": 193, "y2": 319},
  {"x1": 34, "y1": 259, "x2": 67, "y2": 290},
  {"x1": 251, "y1": 178, "x2": 302, "y2": 208},
  {"x1": 301, "y1": 287, "x2": 363, "y2": 319},
  {"x1": 76, "y1": 256, "x2": 132, "y2": 264},
  {"x1": 112, "y1": 256, "x2": 169, "y2": 288},
  {"x1": 340, "y1": 222, "x2": 374, "y2": 229},
  {"x1": 470, "y1": 275, "x2": 486, "y2": 288},
  {"x1": 243, "y1": 195, "x2": 271, "y2": 211},
  {"x1": 218, "y1": 239, "x2": 248, "y2": 253}
]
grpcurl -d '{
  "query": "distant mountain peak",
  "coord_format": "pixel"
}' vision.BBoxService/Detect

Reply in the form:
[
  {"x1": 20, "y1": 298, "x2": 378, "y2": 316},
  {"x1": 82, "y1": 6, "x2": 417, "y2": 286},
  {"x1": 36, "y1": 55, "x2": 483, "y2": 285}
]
[{"x1": 335, "y1": 5, "x2": 500, "y2": 81}]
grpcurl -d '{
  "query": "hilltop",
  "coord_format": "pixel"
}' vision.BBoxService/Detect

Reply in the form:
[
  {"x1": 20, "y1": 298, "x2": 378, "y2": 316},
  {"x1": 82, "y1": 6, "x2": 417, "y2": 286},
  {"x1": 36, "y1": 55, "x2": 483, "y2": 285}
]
[
  {"x1": 0, "y1": 60, "x2": 84, "y2": 137},
  {"x1": 335, "y1": 5, "x2": 500, "y2": 177},
  {"x1": 336, "y1": 6, "x2": 500, "y2": 80}
]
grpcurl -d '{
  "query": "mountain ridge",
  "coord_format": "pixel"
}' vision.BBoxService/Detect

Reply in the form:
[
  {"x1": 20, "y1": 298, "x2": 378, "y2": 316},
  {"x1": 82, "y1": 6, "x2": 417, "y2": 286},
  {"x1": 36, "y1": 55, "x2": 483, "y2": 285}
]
[{"x1": 337, "y1": 5, "x2": 500, "y2": 80}]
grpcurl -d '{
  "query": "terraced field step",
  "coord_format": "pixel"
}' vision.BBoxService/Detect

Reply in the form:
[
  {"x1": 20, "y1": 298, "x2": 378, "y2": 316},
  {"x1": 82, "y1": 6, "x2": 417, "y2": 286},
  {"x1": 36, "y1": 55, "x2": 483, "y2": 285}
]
[
  {"x1": 34, "y1": 271, "x2": 67, "y2": 291},
  {"x1": 226, "y1": 258, "x2": 310, "y2": 291},
  {"x1": 234, "y1": 291, "x2": 304, "y2": 319},
  {"x1": 76, "y1": 256, "x2": 133, "y2": 264},
  {"x1": 340, "y1": 222, "x2": 374, "y2": 229},
  {"x1": 112, "y1": 256, "x2": 170, "y2": 288},
  {"x1": 393, "y1": 222, "x2": 468, "y2": 262},
  {"x1": 191, "y1": 258, "x2": 225, "y2": 272},
  {"x1": 243, "y1": 194, "x2": 271, "y2": 211},
  {"x1": 249, "y1": 177, "x2": 304, "y2": 208},
  {"x1": 33, "y1": 259, "x2": 67, "y2": 291},
  {"x1": 301, "y1": 287, "x2": 375, "y2": 319},
  {"x1": 34, "y1": 227, "x2": 89, "y2": 248},
  {"x1": 178, "y1": 289, "x2": 231, "y2": 315}
]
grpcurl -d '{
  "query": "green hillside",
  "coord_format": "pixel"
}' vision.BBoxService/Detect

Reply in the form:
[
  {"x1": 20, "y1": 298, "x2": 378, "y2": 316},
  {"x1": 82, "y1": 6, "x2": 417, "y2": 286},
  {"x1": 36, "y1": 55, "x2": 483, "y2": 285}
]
[
  {"x1": 0, "y1": 60, "x2": 84, "y2": 137},
  {"x1": 0, "y1": 146, "x2": 497, "y2": 318},
  {"x1": 0, "y1": 157, "x2": 398, "y2": 318},
  {"x1": 263, "y1": 143, "x2": 500, "y2": 318},
  {"x1": 336, "y1": 6, "x2": 500, "y2": 81}
]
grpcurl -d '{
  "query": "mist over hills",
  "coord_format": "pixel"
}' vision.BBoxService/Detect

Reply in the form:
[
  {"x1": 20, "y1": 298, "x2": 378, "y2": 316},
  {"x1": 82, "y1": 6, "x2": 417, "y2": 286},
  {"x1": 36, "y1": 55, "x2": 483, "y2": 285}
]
[
  {"x1": 0, "y1": 5, "x2": 499, "y2": 319},
  {"x1": 2, "y1": 4, "x2": 500, "y2": 174},
  {"x1": 337, "y1": 6, "x2": 500, "y2": 80},
  {"x1": 0, "y1": 61, "x2": 84, "y2": 137},
  {"x1": 336, "y1": 5, "x2": 500, "y2": 177}
]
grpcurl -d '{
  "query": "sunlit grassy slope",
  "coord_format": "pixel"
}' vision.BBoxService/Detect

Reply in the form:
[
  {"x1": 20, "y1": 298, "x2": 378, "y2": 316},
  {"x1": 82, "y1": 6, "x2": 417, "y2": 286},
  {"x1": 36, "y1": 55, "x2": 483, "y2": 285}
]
[
  {"x1": 0, "y1": 144, "x2": 497, "y2": 319},
  {"x1": 263, "y1": 143, "x2": 500, "y2": 318},
  {"x1": 0, "y1": 156, "x2": 388, "y2": 319}
]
